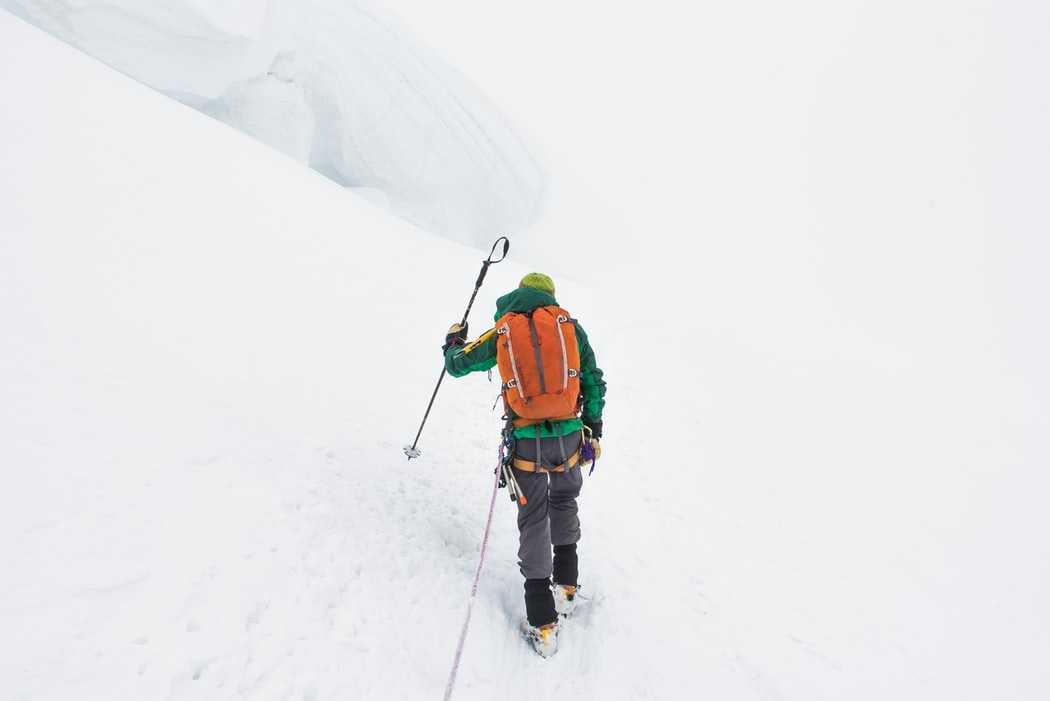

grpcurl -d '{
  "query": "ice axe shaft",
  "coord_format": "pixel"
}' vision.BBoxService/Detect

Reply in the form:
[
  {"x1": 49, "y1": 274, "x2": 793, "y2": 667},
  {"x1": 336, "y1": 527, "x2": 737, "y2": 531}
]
[{"x1": 404, "y1": 237, "x2": 510, "y2": 459}]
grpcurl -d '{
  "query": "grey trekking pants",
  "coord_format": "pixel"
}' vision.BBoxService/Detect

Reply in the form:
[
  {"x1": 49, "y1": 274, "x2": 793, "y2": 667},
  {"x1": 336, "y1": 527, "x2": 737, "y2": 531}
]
[{"x1": 513, "y1": 432, "x2": 584, "y2": 580}]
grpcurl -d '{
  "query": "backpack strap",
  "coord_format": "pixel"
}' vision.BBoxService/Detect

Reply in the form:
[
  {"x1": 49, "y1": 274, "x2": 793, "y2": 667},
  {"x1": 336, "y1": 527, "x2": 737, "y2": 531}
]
[{"x1": 526, "y1": 313, "x2": 548, "y2": 395}]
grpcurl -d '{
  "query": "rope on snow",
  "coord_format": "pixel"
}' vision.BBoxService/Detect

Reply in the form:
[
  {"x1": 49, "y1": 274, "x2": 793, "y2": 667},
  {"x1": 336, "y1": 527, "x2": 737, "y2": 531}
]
[{"x1": 442, "y1": 446, "x2": 504, "y2": 701}]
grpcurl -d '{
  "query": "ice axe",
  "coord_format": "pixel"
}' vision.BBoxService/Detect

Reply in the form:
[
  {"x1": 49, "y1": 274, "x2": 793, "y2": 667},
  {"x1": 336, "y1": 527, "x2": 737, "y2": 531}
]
[{"x1": 404, "y1": 236, "x2": 510, "y2": 459}]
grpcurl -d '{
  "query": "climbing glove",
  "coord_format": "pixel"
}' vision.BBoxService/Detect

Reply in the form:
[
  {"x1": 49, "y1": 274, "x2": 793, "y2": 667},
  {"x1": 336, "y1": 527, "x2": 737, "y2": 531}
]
[
  {"x1": 443, "y1": 322, "x2": 469, "y2": 352},
  {"x1": 582, "y1": 416, "x2": 602, "y2": 440},
  {"x1": 581, "y1": 423, "x2": 603, "y2": 473}
]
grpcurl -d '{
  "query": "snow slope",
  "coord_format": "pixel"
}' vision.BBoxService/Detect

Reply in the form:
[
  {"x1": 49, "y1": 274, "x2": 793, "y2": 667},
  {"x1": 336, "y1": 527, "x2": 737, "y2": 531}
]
[
  {"x1": 0, "y1": 0, "x2": 545, "y2": 247},
  {"x1": 4, "y1": 7, "x2": 1050, "y2": 701},
  {"x1": 0, "y1": 12, "x2": 542, "y2": 699}
]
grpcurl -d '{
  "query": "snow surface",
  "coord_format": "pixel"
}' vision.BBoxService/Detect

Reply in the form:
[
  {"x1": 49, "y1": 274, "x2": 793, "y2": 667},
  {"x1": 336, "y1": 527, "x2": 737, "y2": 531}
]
[
  {"x1": 4, "y1": 4, "x2": 1050, "y2": 700},
  {"x1": 0, "y1": 0, "x2": 545, "y2": 247}
]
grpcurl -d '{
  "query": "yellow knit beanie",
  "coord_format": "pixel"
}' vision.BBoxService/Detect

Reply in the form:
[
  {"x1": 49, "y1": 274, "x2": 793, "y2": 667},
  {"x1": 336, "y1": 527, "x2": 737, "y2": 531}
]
[{"x1": 519, "y1": 272, "x2": 556, "y2": 295}]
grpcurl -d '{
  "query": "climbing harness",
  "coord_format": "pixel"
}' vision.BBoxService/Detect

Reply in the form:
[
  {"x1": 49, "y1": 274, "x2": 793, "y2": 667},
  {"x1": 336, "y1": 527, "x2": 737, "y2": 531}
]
[{"x1": 498, "y1": 424, "x2": 527, "y2": 504}]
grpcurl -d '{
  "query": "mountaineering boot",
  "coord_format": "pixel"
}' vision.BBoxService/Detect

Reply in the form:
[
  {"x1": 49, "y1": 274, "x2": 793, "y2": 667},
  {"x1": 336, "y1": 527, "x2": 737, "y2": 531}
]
[
  {"x1": 523, "y1": 578, "x2": 558, "y2": 656},
  {"x1": 552, "y1": 543, "x2": 578, "y2": 616},
  {"x1": 523, "y1": 578, "x2": 557, "y2": 628},
  {"x1": 553, "y1": 583, "x2": 578, "y2": 617},
  {"x1": 525, "y1": 622, "x2": 559, "y2": 658}
]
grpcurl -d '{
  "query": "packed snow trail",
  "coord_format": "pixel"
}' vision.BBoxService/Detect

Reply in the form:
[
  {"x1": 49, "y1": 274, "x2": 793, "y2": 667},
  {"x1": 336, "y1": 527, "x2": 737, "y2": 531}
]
[
  {"x1": 441, "y1": 452, "x2": 501, "y2": 700},
  {"x1": 4, "y1": 9, "x2": 1050, "y2": 701}
]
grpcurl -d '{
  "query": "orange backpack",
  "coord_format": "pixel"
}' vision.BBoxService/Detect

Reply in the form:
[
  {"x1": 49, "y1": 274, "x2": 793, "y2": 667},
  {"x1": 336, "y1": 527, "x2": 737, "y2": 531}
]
[{"x1": 495, "y1": 305, "x2": 582, "y2": 423}]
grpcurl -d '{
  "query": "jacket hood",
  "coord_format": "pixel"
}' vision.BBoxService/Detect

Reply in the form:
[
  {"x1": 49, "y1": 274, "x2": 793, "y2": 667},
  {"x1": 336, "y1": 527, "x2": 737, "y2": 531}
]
[{"x1": 494, "y1": 287, "x2": 558, "y2": 320}]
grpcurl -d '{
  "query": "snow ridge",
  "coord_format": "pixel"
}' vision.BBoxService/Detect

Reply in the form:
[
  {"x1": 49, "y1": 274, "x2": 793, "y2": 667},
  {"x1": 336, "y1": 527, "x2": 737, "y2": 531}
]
[{"x1": 0, "y1": 0, "x2": 545, "y2": 247}]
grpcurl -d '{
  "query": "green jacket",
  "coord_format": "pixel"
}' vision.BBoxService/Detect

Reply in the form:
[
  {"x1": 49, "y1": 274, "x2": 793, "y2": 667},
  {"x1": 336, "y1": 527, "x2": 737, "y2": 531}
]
[{"x1": 444, "y1": 287, "x2": 606, "y2": 439}]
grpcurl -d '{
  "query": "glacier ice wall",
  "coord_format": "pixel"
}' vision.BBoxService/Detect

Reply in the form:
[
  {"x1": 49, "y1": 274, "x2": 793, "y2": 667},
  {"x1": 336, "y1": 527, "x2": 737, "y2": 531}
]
[{"x1": 1, "y1": 0, "x2": 544, "y2": 246}]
